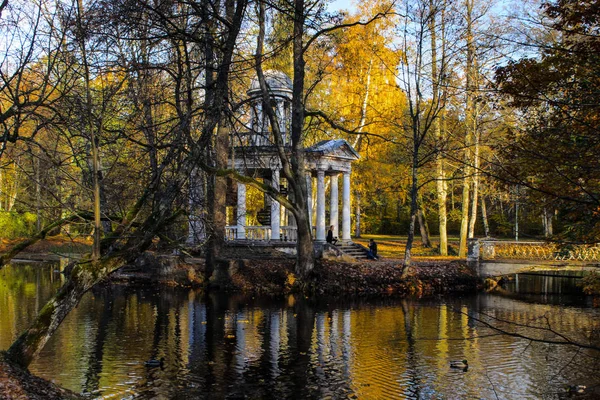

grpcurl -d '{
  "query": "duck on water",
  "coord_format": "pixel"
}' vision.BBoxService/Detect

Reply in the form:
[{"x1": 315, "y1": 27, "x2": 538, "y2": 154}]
[{"x1": 450, "y1": 360, "x2": 468, "y2": 370}]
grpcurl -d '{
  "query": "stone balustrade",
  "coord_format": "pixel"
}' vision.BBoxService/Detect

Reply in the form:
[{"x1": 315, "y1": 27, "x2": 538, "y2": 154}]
[{"x1": 470, "y1": 239, "x2": 600, "y2": 262}]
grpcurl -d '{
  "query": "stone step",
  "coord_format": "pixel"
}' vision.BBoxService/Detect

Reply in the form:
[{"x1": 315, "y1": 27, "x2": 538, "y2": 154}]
[{"x1": 334, "y1": 241, "x2": 372, "y2": 260}]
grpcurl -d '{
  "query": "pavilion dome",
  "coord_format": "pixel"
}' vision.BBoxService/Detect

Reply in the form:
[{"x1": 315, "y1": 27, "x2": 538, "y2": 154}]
[{"x1": 248, "y1": 70, "x2": 293, "y2": 99}]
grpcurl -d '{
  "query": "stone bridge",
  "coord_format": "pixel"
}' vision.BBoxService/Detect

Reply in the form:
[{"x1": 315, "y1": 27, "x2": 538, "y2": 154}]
[{"x1": 467, "y1": 239, "x2": 600, "y2": 277}]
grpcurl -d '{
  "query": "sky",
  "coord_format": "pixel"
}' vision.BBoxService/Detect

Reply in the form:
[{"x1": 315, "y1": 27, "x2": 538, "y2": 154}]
[{"x1": 328, "y1": 0, "x2": 356, "y2": 13}]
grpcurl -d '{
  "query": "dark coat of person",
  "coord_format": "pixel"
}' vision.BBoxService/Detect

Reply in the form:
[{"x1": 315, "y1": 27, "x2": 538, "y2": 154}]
[
  {"x1": 327, "y1": 229, "x2": 334, "y2": 243},
  {"x1": 369, "y1": 241, "x2": 378, "y2": 258}
]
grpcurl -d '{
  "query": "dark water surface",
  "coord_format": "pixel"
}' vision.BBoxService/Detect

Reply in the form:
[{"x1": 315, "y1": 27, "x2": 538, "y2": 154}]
[{"x1": 1, "y1": 262, "x2": 600, "y2": 399}]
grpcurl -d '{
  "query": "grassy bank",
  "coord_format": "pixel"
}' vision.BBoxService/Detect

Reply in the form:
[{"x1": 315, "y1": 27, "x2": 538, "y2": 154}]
[
  {"x1": 353, "y1": 234, "x2": 461, "y2": 260},
  {"x1": 0, "y1": 235, "x2": 91, "y2": 256}
]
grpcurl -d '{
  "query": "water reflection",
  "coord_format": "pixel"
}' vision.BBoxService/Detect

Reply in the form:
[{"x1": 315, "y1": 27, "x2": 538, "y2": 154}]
[
  {"x1": 499, "y1": 270, "x2": 595, "y2": 306},
  {"x1": 1, "y1": 263, "x2": 599, "y2": 399}
]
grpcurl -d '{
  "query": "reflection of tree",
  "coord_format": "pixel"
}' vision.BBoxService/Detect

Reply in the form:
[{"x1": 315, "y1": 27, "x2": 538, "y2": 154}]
[
  {"x1": 82, "y1": 288, "x2": 113, "y2": 394},
  {"x1": 459, "y1": 309, "x2": 600, "y2": 352},
  {"x1": 187, "y1": 298, "x2": 207, "y2": 376},
  {"x1": 402, "y1": 299, "x2": 422, "y2": 398},
  {"x1": 0, "y1": 263, "x2": 63, "y2": 350},
  {"x1": 290, "y1": 296, "x2": 315, "y2": 398}
]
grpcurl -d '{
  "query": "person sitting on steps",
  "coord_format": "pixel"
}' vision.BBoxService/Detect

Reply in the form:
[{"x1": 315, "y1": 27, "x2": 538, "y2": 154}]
[
  {"x1": 367, "y1": 239, "x2": 378, "y2": 260},
  {"x1": 326, "y1": 225, "x2": 338, "y2": 245}
]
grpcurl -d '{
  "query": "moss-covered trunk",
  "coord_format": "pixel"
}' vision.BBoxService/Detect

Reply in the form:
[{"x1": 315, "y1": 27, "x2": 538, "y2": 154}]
[{"x1": 6, "y1": 256, "x2": 126, "y2": 368}]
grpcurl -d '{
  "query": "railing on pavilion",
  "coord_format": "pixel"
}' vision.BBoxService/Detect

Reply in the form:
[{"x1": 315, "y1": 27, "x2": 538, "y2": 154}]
[
  {"x1": 233, "y1": 131, "x2": 276, "y2": 147},
  {"x1": 479, "y1": 240, "x2": 600, "y2": 262},
  {"x1": 225, "y1": 226, "x2": 297, "y2": 242}
]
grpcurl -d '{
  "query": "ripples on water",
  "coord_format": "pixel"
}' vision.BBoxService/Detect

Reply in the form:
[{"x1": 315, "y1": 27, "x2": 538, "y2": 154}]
[{"x1": 1, "y1": 263, "x2": 599, "y2": 399}]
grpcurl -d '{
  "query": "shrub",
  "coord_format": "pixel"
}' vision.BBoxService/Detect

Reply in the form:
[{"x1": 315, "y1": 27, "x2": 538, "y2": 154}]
[
  {"x1": 581, "y1": 271, "x2": 600, "y2": 296},
  {"x1": 0, "y1": 211, "x2": 38, "y2": 239}
]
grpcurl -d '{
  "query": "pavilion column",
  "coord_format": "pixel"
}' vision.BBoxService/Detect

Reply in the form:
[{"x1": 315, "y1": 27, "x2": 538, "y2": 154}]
[
  {"x1": 271, "y1": 169, "x2": 281, "y2": 240},
  {"x1": 342, "y1": 171, "x2": 351, "y2": 242},
  {"x1": 330, "y1": 174, "x2": 339, "y2": 238},
  {"x1": 316, "y1": 170, "x2": 326, "y2": 242},
  {"x1": 236, "y1": 182, "x2": 246, "y2": 239},
  {"x1": 277, "y1": 100, "x2": 286, "y2": 144},
  {"x1": 306, "y1": 173, "x2": 313, "y2": 232}
]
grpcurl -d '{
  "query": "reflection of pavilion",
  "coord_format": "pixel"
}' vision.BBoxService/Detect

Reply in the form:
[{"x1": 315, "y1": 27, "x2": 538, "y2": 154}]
[{"x1": 226, "y1": 70, "x2": 359, "y2": 243}]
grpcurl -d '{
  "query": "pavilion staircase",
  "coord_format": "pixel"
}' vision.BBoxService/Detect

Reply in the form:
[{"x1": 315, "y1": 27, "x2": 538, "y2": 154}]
[
  {"x1": 256, "y1": 209, "x2": 271, "y2": 226},
  {"x1": 336, "y1": 241, "x2": 370, "y2": 260}
]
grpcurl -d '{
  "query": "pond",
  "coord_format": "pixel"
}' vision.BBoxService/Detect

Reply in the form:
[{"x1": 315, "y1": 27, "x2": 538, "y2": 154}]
[{"x1": 1, "y1": 262, "x2": 599, "y2": 399}]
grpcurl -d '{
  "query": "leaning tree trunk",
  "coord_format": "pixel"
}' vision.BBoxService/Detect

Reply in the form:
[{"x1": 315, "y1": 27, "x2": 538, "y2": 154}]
[
  {"x1": 4, "y1": 201, "x2": 181, "y2": 367},
  {"x1": 6, "y1": 256, "x2": 127, "y2": 367}
]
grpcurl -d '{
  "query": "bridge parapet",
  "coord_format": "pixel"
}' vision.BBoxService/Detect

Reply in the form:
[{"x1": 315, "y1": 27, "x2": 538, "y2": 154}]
[{"x1": 473, "y1": 240, "x2": 600, "y2": 262}]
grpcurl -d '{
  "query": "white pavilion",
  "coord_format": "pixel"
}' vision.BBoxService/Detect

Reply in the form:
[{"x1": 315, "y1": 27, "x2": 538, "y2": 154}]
[{"x1": 225, "y1": 70, "x2": 360, "y2": 244}]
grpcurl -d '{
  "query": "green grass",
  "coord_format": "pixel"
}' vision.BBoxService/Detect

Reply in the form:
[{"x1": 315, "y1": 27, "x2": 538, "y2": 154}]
[{"x1": 353, "y1": 234, "x2": 461, "y2": 260}]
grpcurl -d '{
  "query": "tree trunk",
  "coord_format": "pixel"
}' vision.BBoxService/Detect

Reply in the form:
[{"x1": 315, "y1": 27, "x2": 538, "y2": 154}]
[
  {"x1": 514, "y1": 186, "x2": 519, "y2": 241},
  {"x1": 430, "y1": 0, "x2": 448, "y2": 255},
  {"x1": 187, "y1": 167, "x2": 207, "y2": 245},
  {"x1": 402, "y1": 142, "x2": 419, "y2": 278},
  {"x1": 290, "y1": 0, "x2": 314, "y2": 277},
  {"x1": 206, "y1": 124, "x2": 229, "y2": 278},
  {"x1": 4, "y1": 191, "x2": 182, "y2": 366},
  {"x1": 459, "y1": 0, "x2": 476, "y2": 257},
  {"x1": 458, "y1": 169, "x2": 470, "y2": 257},
  {"x1": 7, "y1": 160, "x2": 18, "y2": 212},
  {"x1": 351, "y1": 58, "x2": 372, "y2": 238},
  {"x1": 0, "y1": 167, "x2": 3, "y2": 211},
  {"x1": 35, "y1": 155, "x2": 41, "y2": 231},
  {"x1": 435, "y1": 130, "x2": 448, "y2": 255},
  {"x1": 543, "y1": 208, "x2": 553, "y2": 237},
  {"x1": 294, "y1": 207, "x2": 314, "y2": 276},
  {"x1": 76, "y1": 0, "x2": 102, "y2": 260},
  {"x1": 198, "y1": 0, "x2": 247, "y2": 276},
  {"x1": 355, "y1": 193, "x2": 361, "y2": 238},
  {"x1": 6, "y1": 256, "x2": 126, "y2": 367},
  {"x1": 481, "y1": 193, "x2": 490, "y2": 237},
  {"x1": 417, "y1": 195, "x2": 431, "y2": 247},
  {"x1": 468, "y1": 130, "x2": 480, "y2": 238}
]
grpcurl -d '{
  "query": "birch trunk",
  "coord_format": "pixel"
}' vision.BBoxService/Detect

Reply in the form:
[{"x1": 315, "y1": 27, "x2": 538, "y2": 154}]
[
  {"x1": 77, "y1": 0, "x2": 102, "y2": 260},
  {"x1": 430, "y1": 0, "x2": 448, "y2": 255},
  {"x1": 458, "y1": 172, "x2": 470, "y2": 257},
  {"x1": 481, "y1": 193, "x2": 490, "y2": 237},
  {"x1": 417, "y1": 206, "x2": 431, "y2": 247},
  {"x1": 7, "y1": 161, "x2": 18, "y2": 212},
  {"x1": 459, "y1": 0, "x2": 476, "y2": 257},
  {"x1": 355, "y1": 193, "x2": 361, "y2": 238},
  {"x1": 467, "y1": 129, "x2": 480, "y2": 238},
  {"x1": 353, "y1": 58, "x2": 372, "y2": 239}
]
